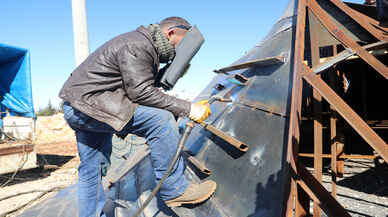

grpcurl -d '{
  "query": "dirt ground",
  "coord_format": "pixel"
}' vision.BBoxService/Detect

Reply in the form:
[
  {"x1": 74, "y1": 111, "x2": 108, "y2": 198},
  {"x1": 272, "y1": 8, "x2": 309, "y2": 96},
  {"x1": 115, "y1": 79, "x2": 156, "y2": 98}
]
[
  {"x1": 0, "y1": 113, "x2": 79, "y2": 217},
  {"x1": 0, "y1": 114, "x2": 387, "y2": 216}
]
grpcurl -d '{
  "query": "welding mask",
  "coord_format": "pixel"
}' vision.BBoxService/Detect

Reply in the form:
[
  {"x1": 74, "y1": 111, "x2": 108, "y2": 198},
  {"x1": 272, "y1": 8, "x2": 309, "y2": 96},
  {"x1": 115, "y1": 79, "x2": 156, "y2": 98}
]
[{"x1": 155, "y1": 25, "x2": 205, "y2": 90}]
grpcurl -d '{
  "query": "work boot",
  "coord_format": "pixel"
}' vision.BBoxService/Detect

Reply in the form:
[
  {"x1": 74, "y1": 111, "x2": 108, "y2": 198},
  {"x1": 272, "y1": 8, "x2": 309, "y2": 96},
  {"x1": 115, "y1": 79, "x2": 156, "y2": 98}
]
[{"x1": 165, "y1": 180, "x2": 217, "y2": 207}]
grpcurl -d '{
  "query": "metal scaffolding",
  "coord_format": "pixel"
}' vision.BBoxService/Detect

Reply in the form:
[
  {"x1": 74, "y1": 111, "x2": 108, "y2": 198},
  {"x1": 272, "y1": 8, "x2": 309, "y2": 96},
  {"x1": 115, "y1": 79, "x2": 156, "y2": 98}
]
[{"x1": 285, "y1": 0, "x2": 388, "y2": 216}]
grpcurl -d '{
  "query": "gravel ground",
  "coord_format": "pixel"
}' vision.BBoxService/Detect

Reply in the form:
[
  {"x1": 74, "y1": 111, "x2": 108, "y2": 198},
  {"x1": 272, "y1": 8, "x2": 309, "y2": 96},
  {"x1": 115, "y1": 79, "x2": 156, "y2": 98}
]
[
  {"x1": 1, "y1": 146, "x2": 387, "y2": 217},
  {"x1": 0, "y1": 113, "x2": 387, "y2": 217},
  {"x1": 3, "y1": 158, "x2": 385, "y2": 217},
  {"x1": 309, "y1": 159, "x2": 388, "y2": 217},
  {"x1": 0, "y1": 142, "x2": 79, "y2": 217},
  {"x1": 0, "y1": 114, "x2": 78, "y2": 216}
]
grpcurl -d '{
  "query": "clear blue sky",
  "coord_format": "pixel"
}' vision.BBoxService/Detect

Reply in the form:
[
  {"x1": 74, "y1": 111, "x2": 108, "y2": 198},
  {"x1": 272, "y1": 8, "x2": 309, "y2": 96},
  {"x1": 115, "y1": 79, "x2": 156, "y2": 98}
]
[{"x1": 1, "y1": 0, "x2": 362, "y2": 110}]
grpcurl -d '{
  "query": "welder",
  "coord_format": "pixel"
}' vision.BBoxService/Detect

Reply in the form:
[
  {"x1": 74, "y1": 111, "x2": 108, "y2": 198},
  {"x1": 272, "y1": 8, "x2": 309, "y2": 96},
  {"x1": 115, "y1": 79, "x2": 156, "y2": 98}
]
[{"x1": 59, "y1": 16, "x2": 216, "y2": 217}]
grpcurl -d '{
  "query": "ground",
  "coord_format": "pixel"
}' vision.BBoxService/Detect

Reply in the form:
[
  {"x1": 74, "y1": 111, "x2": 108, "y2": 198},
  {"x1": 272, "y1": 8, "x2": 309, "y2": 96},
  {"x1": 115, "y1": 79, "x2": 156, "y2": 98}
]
[
  {"x1": 0, "y1": 114, "x2": 79, "y2": 217},
  {"x1": 0, "y1": 114, "x2": 387, "y2": 217},
  {"x1": 312, "y1": 159, "x2": 388, "y2": 217}
]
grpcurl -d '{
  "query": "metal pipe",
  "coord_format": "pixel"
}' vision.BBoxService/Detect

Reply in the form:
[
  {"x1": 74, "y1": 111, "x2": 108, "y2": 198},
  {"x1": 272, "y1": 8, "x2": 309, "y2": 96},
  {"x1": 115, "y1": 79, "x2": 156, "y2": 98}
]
[
  {"x1": 71, "y1": 0, "x2": 90, "y2": 66},
  {"x1": 199, "y1": 122, "x2": 249, "y2": 152}
]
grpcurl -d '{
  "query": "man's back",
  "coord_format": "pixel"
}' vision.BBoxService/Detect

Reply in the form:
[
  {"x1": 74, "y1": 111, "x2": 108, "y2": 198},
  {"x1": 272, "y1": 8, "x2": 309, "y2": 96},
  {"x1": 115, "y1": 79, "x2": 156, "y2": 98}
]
[{"x1": 59, "y1": 26, "x2": 159, "y2": 131}]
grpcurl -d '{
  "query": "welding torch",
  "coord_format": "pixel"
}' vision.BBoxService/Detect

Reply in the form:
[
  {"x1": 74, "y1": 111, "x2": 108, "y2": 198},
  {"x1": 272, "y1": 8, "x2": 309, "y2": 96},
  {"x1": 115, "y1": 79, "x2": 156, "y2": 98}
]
[{"x1": 193, "y1": 96, "x2": 249, "y2": 152}]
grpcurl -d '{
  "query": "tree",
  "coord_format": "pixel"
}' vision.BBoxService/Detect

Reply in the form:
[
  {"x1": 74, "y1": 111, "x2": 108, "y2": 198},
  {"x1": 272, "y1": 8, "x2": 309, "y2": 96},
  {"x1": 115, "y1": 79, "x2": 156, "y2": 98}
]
[{"x1": 36, "y1": 100, "x2": 57, "y2": 116}]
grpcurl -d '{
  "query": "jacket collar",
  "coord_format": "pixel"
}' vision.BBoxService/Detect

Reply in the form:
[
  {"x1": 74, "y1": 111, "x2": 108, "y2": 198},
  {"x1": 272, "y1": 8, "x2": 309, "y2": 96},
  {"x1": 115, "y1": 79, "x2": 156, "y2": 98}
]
[
  {"x1": 136, "y1": 25, "x2": 160, "y2": 71},
  {"x1": 137, "y1": 26, "x2": 158, "y2": 56}
]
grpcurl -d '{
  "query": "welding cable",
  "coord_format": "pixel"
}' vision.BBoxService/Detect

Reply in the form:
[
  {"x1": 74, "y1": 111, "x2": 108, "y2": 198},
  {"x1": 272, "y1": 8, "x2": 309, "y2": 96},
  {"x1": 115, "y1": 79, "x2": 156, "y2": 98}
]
[{"x1": 131, "y1": 121, "x2": 195, "y2": 217}]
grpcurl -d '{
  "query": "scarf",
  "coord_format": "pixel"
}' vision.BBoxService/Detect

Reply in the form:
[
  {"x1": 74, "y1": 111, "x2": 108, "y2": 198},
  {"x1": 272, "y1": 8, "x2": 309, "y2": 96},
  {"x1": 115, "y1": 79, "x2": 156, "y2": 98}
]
[{"x1": 147, "y1": 24, "x2": 175, "y2": 63}]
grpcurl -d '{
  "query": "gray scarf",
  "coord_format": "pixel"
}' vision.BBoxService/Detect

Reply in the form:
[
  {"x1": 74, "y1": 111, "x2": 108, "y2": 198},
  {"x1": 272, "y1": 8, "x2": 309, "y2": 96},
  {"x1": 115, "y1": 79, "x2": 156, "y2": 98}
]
[{"x1": 147, "y1": 24, "x2": 175, "y2": 63}]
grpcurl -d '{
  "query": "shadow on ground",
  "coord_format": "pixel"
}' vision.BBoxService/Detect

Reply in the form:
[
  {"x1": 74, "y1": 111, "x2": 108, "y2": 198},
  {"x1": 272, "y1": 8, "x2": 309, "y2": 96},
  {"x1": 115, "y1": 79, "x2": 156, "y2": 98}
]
[
  {"x1": 336, "y1": 164, "x2": 388, "y2": 197},
  {"x1": 0, "y1": 154, "x2": 74, "y2": 187}
]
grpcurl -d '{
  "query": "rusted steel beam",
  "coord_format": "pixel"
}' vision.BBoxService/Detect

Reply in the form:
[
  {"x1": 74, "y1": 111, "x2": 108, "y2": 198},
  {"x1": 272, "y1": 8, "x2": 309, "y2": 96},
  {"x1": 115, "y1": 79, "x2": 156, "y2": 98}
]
[
  {"x1": 308, "y1": 0, "x2": 388, "y2": 80},
  {"x1": 329, "y1": 0, "x2": 384, "y2": 40},
  {"x1": 296, "y1": 162, "x2": 352, "y2": 217},
  {"x1": 334, "y1": 59, "x2": 345, "y2": 177},
  {"x1": 312, "y1": 41, "x2": 388, "y2": 74},
  {"x1": 286, "y1": 0, "x2": 308, "y2": 216},
  {"x1": 329, "y1": 46, "x2": 338, "y2": 197},
  {"x1": 302, "y1": 64, "x2": 388, "y2": 164},
  {"x1": 298, "y1": 153, "x2": 377, "y2": 159},
  {"x1": 313, "y1": 91, "x2": 323, "y2": 217},
  {"x1": 344, "y1": 1, "x2": 388, "y2": 34},
  {"x1": 287, "y1": 180, "x2": 297, "y2": 217},
  {"x1": 199, "y1": 122, "x2": 249, "y2": 152},
  {"x1": 182, "y1": 152, "x2": 211, "y2": 175},
  {"x1": 0, "y1": 144, "x2": 34, "y2": 156},
  {"x1": 309, "y1": 9, "x2": 323, "y2": 217},
  {"x1": 336, "y1": 142, "x2": 344, "y2": 177},
  {"x1": 214, "y1": 55, "x2": 285, "y2": 74},
  {"x1": 297, "y1": 184, "x2": 311, "y2": 217}
]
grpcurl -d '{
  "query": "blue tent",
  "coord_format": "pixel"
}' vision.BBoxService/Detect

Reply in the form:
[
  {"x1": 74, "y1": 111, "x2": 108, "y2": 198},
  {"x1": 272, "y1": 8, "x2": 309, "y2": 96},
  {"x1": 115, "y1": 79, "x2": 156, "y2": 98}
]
[{"x1": 0, "y1": 44, "x2": 35, "y2": 127}]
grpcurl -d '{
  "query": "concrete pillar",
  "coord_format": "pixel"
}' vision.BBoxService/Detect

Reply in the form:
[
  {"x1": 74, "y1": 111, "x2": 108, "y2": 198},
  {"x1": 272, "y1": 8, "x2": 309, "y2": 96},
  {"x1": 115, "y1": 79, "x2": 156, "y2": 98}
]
[{"x1": 71, "y1": 0, "x2": 90, "y2": 66}]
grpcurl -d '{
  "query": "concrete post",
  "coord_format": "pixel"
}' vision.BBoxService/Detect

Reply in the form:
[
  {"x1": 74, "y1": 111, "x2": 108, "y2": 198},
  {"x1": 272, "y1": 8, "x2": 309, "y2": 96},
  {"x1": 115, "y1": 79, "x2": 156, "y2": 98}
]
[{"x1": 71, "y1": 0, "x2": 90, "y2": 67}]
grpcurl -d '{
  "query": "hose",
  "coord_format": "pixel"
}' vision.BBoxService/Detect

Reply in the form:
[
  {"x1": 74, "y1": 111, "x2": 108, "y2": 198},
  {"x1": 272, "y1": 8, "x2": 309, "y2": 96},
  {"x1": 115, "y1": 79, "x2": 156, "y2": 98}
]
[
  {"x1": 131, "y1": 97, "x2": 226, "y2": 216},
  {"x1": 131, "y1": 121, "x2": 195, "y2": 217}
]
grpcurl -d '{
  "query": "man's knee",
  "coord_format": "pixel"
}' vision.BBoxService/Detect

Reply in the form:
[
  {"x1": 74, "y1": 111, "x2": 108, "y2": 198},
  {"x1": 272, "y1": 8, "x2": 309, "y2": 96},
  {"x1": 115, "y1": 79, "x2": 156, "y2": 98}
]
[
  {"x1": 78, "y1": 163, "x2": 100, "y2": 183},
  {"x1": 150, "y1": 109, "x2": 180, "y2": 135},
  {"x1": 131, "y1": 106, "x2": 179, "y2": 137},
  {"x1": 155, "y1": 109, "x2": 176, "y2": 125}
]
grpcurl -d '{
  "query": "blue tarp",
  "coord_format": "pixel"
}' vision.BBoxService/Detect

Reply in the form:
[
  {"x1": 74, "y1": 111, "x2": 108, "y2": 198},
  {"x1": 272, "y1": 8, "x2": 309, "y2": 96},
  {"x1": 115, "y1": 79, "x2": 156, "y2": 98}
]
[{"x1": 0, "y1": 43, "x2": 35, "y2": 126}]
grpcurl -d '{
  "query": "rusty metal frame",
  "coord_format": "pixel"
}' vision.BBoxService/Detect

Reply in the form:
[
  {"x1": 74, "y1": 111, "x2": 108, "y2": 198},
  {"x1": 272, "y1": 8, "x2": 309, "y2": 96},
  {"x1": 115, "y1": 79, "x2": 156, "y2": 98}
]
[
  {"x1": 214, "y1": 55, "x2": 285, "y2": 74},
  {"x1": 302, "y1": 70, "x2": 388, "y2": 163},
  {"x1": 312, "y1": 41, "x2": 388, "y2": 74},
  {"x1": 286, "y1": 0, "x2": 388, "y2": 216},
  {"x1": 295, "y1": 161, "x2": 352, "y2": 217},
  {"x1": 299, "y1": 153, "x2": 378, "y2": 159},
  {"x1": 309, "y1": 8, "x2": 323, "y2": 217},
  {"x1": 0, "y1": 144, "x2": 34, "y2": 156},
  {"x1": 307, "y1": 0, "x2": 388, "y2": 79},
  {"x1": 199, "y1": 122, "x2": 249, "y2": 152},
  {"x1": 284, "y1": 0, "x2": 307, "y2": 215},
  {"x1": 329, "y1": 45, "x2": 338, "y2": 196},
  {"x1": 329, "y1": 0, "x2": 385, "y2": 40},
  {"x1": 331, "y1": 0, "x2": 388, "y2": 35}
]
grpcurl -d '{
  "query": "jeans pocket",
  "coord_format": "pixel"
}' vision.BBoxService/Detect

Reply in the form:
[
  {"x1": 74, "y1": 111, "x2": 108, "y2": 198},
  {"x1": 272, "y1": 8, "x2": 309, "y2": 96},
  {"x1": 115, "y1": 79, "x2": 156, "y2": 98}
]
[
  {"x1": 63, "y1": 104, "x2": 73, "y2": 122},
  {"x1": 63, "y1": 103, "x2": 83, "y2": 130}
]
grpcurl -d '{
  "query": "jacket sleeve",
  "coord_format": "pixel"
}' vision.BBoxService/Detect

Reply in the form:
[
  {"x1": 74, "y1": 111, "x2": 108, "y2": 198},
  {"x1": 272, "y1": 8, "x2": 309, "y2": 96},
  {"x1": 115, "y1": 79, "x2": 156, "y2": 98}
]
[{"x1": 117, "y1": 44, "x2": 191, "y2": 117}]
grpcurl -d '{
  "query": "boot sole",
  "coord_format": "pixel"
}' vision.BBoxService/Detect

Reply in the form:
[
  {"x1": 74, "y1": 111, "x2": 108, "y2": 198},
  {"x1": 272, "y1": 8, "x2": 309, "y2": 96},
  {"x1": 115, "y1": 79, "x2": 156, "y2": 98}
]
[{"x1": 165, "y1": 183, "x2": 217, "y2": 207}]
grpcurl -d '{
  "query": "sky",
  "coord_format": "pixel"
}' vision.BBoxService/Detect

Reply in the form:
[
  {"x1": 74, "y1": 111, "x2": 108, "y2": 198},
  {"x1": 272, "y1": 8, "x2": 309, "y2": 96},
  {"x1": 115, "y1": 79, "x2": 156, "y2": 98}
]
[{"x1": 1, "y1": 0, "x2": 363, "y2": 111}]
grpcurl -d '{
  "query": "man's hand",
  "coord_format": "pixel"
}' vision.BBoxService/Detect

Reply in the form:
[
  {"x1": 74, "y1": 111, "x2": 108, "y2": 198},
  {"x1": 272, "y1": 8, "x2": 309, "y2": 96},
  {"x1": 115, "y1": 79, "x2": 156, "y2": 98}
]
[{"x1": 189, "y1": 100, "x2": 211, "y2": 123}]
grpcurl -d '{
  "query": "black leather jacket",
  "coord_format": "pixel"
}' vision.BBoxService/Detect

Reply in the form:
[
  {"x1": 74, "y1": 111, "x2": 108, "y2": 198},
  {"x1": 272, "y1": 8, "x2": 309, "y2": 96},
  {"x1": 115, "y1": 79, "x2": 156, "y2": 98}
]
[{"x1": 59, "y1": 26, "x2": 190, "y2": 131}]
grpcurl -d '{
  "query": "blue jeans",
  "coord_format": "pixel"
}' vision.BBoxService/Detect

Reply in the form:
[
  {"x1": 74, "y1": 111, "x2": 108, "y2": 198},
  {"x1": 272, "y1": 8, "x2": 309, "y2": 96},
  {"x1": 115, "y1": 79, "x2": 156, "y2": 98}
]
[{"x1": 63, "y1": 102, "x2": 189, "y2": 217}]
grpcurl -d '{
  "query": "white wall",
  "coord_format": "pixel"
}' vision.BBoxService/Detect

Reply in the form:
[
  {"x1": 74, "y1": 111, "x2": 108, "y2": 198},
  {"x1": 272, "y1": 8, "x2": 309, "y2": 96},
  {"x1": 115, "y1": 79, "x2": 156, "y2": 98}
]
[{"x1": 2, "y1": 116, "x2": 34, "y2": 140}]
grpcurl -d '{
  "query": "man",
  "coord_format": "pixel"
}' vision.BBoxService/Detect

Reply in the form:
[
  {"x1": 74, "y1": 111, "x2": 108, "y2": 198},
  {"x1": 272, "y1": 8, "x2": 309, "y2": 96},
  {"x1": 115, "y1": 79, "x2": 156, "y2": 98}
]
[{"x1": 59, "y1": 17, "x2": 216, "y2": 217}]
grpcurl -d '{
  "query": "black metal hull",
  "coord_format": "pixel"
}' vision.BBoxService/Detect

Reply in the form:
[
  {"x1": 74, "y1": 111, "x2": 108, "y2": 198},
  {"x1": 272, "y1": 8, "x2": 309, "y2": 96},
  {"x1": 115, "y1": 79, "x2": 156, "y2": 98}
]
[{"x1": 20, "y1": 1, "x2": 300, "y2": 216}]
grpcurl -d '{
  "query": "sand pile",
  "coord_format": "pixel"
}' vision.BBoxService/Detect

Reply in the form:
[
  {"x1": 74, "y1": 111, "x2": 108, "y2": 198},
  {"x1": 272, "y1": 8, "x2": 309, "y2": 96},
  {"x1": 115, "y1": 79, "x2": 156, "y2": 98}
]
[{"x1": 34, "y1": 113, "x2": 76, "y2": 145}]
